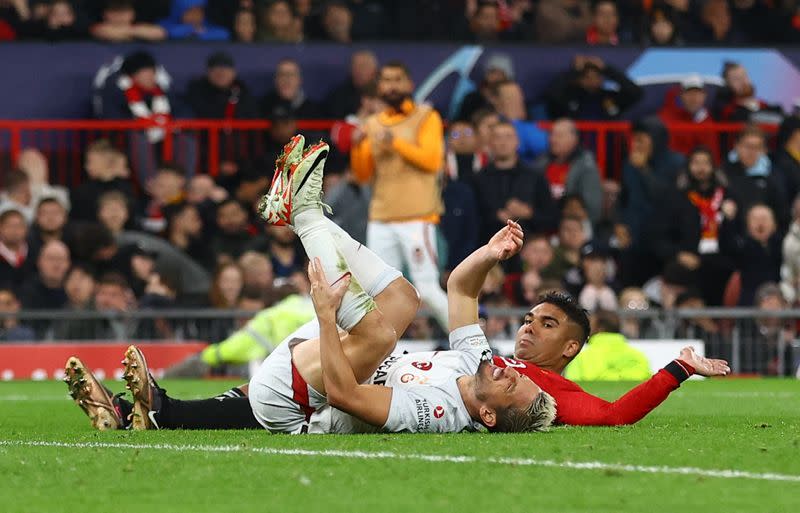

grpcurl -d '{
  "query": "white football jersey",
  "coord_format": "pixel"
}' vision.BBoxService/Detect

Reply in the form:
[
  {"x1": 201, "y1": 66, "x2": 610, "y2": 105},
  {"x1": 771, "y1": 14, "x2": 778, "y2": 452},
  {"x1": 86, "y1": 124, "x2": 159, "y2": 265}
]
[{"x1": 378, "y1": 323, "x2": 492, "y2": 433}]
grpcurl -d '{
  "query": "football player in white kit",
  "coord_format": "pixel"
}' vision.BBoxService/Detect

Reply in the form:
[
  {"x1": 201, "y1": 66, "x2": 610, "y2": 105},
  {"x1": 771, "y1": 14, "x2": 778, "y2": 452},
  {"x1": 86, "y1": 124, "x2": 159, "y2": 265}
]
[{"x1": 248, "y1": 134, "x2": 555, "y2": 434}]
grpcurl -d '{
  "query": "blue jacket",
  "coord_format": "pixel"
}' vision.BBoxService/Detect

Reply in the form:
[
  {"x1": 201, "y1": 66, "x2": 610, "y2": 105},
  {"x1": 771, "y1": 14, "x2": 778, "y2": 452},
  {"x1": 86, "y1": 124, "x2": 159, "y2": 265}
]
[
  {"x1": 160, "y1": 0, "x2": 230, "y2": 41},
  {"x1": 512, "y1": 120, "x2": 548, "y2": 163}
]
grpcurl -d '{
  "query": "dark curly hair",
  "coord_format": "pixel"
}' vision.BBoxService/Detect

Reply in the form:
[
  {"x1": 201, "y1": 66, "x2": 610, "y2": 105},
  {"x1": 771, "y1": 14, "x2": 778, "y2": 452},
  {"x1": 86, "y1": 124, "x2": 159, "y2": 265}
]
[{"x1": 533, "y1": 291, "x2": 591, "y2": 347}]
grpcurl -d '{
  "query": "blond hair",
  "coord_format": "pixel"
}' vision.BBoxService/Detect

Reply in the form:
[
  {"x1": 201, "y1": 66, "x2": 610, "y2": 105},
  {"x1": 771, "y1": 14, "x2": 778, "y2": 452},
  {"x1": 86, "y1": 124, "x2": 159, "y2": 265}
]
[{"x1": 494, "y1": 391, "x2": 557, "y2": 433}]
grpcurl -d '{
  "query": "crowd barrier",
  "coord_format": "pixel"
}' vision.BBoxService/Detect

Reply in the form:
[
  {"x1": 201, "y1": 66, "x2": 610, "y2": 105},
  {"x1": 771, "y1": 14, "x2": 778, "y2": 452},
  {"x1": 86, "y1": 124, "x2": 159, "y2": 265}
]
[
  {"x1": 0, "y1": 119, "x2": 779, "y2": 187},
  {"x1": 2, "y1": 308, "x2": 799, "y2": 379}
]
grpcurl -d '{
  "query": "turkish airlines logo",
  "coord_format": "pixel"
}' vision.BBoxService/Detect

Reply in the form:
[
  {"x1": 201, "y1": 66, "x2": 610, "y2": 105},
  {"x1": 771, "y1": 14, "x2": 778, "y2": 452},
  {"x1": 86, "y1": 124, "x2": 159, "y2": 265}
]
[
  {"x1": 433, "y1": 406, "x2": 445, "y2": 419},
  {"x1": 412, "y1": 361, "x2": 432, "y2": 371}
]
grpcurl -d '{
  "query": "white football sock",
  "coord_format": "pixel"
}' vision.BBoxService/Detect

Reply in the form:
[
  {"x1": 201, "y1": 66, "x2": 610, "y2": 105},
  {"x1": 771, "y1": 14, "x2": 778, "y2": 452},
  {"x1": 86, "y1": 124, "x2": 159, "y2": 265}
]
[
  {"x1": 293, "y1": 209, "x2": 375, "y2": 331},
  {"x1": 323, "y1": 217, "x2": 404, "y2": 298}
]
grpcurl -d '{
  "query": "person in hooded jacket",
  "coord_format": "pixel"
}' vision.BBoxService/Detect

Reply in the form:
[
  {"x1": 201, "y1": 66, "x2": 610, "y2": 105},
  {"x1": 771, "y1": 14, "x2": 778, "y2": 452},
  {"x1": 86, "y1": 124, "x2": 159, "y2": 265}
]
[
  {"x1": 723, "y1": 125, "x2": 787, "y2": 230},
  {"x1": 159, "y1": 0, "x2": 230, "y2": 40}
]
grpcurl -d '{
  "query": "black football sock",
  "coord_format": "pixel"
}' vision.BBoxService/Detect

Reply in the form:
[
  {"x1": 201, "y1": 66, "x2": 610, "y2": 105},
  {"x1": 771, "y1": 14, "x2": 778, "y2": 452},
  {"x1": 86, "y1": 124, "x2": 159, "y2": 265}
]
[{"x1": 157, "y1": 391, "x2": 261, "y2": 430}]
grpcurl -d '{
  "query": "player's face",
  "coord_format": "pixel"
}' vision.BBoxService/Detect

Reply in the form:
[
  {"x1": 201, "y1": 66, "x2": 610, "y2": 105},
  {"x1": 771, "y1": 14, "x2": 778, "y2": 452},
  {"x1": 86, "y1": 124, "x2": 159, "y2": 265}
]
[
  {"x1": 514, "y1": 303, "x2": 577, "y2": 365},
  {"x1": 475, "y1": 360, "x2": 541, "y2": 412}
]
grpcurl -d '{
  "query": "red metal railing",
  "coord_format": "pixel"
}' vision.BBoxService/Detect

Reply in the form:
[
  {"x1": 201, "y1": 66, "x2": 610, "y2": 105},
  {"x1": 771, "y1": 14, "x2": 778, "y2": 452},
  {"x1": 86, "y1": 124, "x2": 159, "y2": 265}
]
[{"x1": 0, "y1": 119, "x2": 780, "y2": 186}]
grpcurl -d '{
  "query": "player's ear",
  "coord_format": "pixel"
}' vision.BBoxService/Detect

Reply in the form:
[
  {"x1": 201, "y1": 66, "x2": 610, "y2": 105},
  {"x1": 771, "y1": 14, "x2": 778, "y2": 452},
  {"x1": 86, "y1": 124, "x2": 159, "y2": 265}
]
[
  {"x1": 563, "y1": 339, "x2": 580, "y2": 359},
  {"x1": 479, "y1": 405, "x2": 497, "y2": 428}
]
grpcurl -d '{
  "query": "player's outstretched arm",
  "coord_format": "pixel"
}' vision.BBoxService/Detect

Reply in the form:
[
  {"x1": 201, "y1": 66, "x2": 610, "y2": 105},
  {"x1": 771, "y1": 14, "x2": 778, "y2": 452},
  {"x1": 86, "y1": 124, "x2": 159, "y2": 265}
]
[
  {"x1": 447, "y1": 220, "x2": 523, "y2": 331},
  {"x1": 308, "y1": 258, "x2": 393, "y2": 427}
]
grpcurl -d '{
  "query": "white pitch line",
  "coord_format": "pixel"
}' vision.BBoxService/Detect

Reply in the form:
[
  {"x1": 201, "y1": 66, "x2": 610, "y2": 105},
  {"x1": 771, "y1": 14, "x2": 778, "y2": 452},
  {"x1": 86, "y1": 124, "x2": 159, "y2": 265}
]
[{"x1": 1, "y1": 440, "x2": 798, "y2": 483}]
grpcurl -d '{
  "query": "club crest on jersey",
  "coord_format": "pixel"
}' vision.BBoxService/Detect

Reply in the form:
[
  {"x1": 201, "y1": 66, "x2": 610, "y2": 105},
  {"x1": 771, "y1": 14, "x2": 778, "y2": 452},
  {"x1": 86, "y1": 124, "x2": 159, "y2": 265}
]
[
  {"x1": 433, "y1": 405, "x2": 445, "y2": 419},
  {"x1": 412, "y1": 361, "x2": 432, "y2": 371}
]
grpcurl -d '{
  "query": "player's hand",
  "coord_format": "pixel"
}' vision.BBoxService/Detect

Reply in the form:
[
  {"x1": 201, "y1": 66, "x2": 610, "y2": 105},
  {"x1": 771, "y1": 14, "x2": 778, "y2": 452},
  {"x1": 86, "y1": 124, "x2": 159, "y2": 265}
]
[
  {"x1": 308, "y1": 257, "x2": 350, "y2": 320},
  {"x1": 487, "y1": 219, "x2": 524, "y2": 261},
  {"x1": 679, "y1": 346, "x2": 730, "y2": 377}
]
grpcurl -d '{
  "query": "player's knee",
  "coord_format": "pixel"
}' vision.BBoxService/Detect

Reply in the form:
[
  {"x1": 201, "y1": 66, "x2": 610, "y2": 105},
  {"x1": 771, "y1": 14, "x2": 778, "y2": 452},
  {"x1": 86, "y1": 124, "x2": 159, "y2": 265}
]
[{"x1": 374, "y1": 317, "x2": 397, "y2": 353}]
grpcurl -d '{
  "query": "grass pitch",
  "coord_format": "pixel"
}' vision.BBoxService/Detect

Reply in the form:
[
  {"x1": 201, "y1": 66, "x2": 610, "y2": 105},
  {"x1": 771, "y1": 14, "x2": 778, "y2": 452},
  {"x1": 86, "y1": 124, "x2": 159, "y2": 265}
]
[{"x1": 1, "y1": 378, "x2": 798, "y2": 513}]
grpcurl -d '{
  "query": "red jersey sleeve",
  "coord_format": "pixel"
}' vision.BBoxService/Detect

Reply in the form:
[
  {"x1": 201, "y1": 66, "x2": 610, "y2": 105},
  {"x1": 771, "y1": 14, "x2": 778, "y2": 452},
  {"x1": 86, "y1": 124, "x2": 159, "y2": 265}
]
[{"x1": 495, "y1": 356, "x2": 694, "y2": 426}]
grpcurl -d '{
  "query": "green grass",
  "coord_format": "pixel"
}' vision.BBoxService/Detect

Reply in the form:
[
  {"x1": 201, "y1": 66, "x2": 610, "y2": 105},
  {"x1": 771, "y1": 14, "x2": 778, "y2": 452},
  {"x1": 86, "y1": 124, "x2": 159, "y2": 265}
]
[{"x1": 1, "y1": 379, "x2": 799, "y2": 513}]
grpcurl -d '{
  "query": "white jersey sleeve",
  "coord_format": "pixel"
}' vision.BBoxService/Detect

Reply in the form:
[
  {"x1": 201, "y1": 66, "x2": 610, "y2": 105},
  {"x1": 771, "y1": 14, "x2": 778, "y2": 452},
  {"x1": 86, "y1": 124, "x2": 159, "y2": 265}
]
[{"x1": 448, "y1": 323, "x2": 492, "y2": 367}]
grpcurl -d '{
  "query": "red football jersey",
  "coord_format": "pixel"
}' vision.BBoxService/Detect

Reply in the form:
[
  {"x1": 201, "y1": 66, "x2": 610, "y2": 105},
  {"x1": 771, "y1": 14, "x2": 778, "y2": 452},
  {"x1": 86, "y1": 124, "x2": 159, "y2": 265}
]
[{"x1": 492, "y1": 355, "x2": 686, "y2": 426}]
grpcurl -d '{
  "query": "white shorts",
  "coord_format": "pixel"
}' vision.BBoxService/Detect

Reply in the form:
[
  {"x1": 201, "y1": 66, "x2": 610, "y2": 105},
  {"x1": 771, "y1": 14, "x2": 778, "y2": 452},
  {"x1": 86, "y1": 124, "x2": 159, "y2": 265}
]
[
  {"x1": 367, "y1": 220, "x2": 440, "y2": 282},
  {"x1": 248, "y1": 339, "x2": 397, "y2": 434}
]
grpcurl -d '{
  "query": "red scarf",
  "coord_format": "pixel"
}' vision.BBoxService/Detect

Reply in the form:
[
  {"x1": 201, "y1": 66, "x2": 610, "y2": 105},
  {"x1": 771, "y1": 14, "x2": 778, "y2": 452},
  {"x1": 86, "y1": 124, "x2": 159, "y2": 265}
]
[
  {"x1": 118, "y1": 75, "x2": 172, "y2": 143},
  {"x1": 688, "y1": 187, "x2": 724, "y2": 240},
  {"x1": 545, "y1": 162, "x2": 570, "y2": 199},
  {"x1": 586, "y1": 26, "x2": 618, "y2": 45}
]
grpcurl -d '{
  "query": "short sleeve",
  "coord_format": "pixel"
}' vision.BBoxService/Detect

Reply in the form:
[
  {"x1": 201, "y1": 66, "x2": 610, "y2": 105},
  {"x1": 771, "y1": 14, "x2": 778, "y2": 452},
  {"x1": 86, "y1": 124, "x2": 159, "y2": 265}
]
[{"x1": 448, "y1": 324, "x2": 492, "y2": 366}]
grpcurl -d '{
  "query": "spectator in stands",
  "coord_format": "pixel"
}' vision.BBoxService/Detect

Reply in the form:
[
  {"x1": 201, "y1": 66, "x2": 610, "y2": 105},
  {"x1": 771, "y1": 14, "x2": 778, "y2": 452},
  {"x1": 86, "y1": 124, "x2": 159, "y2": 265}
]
[
  {"x1": 578, "y1": 245, "x2": 617, "y2": 312},
  {"x1": 90, "y1": 0, "x2": 166, "y2": 41},
  {"x1": 464, "y1": 0, "x2": 522, "y2": 41},
  {"x1": 617, "y1": 287, "x2": 654, "y2": 339},
  {"x1": 541, "y1": 216, "x2": 587, "y2": 286},
  {"x1": 20, "y1": 0, "x2": 87, "y2": 41},
  {"x1": 457, "y1": 53, "x2": 514, "y2": 122},
  {"x1": 185, "y1": 52, "x2": 259, "y2": 173},
  {"x1": 261, "y1": 58, "x2": 321, "y2": 120},
  {"x1": 319, "y1": 0, "x2": 352, "y2": 42},
  {"x1": 142, "y1": 164, "x2": 186, "y2": 234},
  {"x1": 491, "y1": 80, "x2": 549, "y2": 162},
  {"x1": 238, "y1": 251, "x2": 274, "y2": 293},
  {"x1": 258, "y1": 0, "x2": 301, "y2": 42},
  {"x1": 232, "y1": 7, "x2": 256, "y2": 42},
  {"x1": 618, "y1": 117, "x2": 685, "y2": 253},
  {"x1": 162, "y1": 201, "x2": 213, "y2": 271},
  {"x1": 440, "y1": 158, "x2": 480, "y2": 277},
  {"x1": 561, "y1": 193, "x2": 594, "y2": 241},
  {"x1": 586, "y1": 0, "x2": 629, "y2": 45},
  {"x1": 63, "y1": 263, "x2": 95, "y2": 310},
  {"x1": 520, "y1": 234, "x2": 555, "y2": 273},
  {"x1": 743, "y1": 282, "x2": 796, "y2": 375},
  {"x1": 211, "y1": 198, "x2": 251, "y2": 264},
  {"x1": 532, "y1": 118, "x2": 603, "y2": 224},
  {"x1": 19, "y1": 239, "x2": 69, "y2": 310},
  {"x1": 772, "y1": 117, "x2": 800, "y2": 207},
  {"x1": 324, "y1": 50, "x2": 378, "y2": 119},
  {"x1": 713, "y1": 62, "x2": 783, "y2": 122},
  {"x1": 544, "y1": 55, "x2": 643, "y2": 120},
  {"x1": 472, "y1": 108, "x2": 499, "y2": 158},
  {"x1": 159, "y1": 0, "x2": 229, "y2": 40},
  {"x1": 0, "y1": 0, "x2": 29, "y2": 41},
  {"x1": 642, "y1": 3, "x2": 683, "y2": 46},
  {"x1": 96, "y1": 191, "x2": 131, "y2": 237},
  {"x1": 564, "y1": 310, "x2": 651, "y2": 381},
  {"x1": 350, "y1": 60, "x2": 449, "y2": 331},
  {"x1": 444, "y1": 120, "x2": 484, "y2": 183},
  {"x1": 208, "y1": 262, "x2": 244, "y2": 309},
  {"x1": 723, "y1": 125, "x2": 787, "y2": 227},
  {"x1": 0, "y1": 288, "x2": 35, "y2": 342},
  {"x1": 28, "y1": 194, "x2": 69, "y2": 256},
  {"x1": 98, "y1": 51, "x2": 197, "y2": 184},
  {"x1": 721, "y1": 203, "x2": 782, "y2": 306},
  {"x1": 652, "y1": 146, "x2": 735, "y2": 306},
  {"x1": 0, "y1": 206, "x2": 33, "y2": 291},
  {"x1": 535, "y1": 0, "x2": 591, "y2": 43},
  {"x1": 693, "y1": 0, "x2": 745, "y2": 44},
  {"x1": 268, "y1": 225, "x2": 307, "y2": 277},
  {"x1": 0, "y1": 169, "x2": 33, "y2": 222},
  {"x1": 16, "y1": 148, "x2": 69, "y2": 214},
  {"x1": 473, "y1": 120, "x2": 558, "y2": 248},
  {"x1": 658, "y1": 75, "x2": 719, "y2": 161},
  {"x1": 91, "y1": 272, "x2": 136, "y2": 339},
  {"x1": 186, "y1": 52, "x2": 259, "y2": 121}
]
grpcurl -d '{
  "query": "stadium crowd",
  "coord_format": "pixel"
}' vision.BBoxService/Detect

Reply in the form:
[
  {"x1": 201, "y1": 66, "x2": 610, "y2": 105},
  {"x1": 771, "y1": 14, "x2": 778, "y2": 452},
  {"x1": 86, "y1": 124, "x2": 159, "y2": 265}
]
[
  {"x1": 3, "y1": 0, "x2": 800, "y2": 45},
  {"x1": 0, "y1": 1, "x2": 799, "y2": 376}
]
